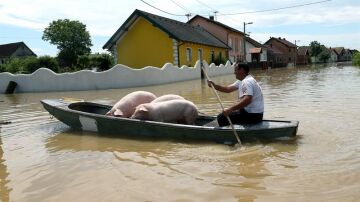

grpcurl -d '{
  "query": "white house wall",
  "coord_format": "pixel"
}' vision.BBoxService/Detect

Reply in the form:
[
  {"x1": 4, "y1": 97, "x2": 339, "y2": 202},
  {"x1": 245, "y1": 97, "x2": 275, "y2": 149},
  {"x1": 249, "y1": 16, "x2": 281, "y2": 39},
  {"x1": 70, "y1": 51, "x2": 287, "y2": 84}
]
[
  {"x1": 260, "y1": 49, "x2": 267, "y2": 62},
  {"x1": 245, "y1": 41, "x2": 253, "y2": 62},
  {"x1": 0, "y1": 61, "x2": 234, "y2": 93},
  {"x1": 246, "y1": 42, "x2": 267, "y2": 62}
]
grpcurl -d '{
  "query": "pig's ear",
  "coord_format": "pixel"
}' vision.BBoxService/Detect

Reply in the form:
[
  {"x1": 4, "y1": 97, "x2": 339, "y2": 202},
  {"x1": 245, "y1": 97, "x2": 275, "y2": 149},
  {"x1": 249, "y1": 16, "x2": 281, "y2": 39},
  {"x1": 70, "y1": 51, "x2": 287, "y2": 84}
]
[
  {"x1": 114, "y1": 109, "x2": 124, "y2": 116},
  {"x1": 138, "y1": 106, "x2": 148, "y2": 112}
]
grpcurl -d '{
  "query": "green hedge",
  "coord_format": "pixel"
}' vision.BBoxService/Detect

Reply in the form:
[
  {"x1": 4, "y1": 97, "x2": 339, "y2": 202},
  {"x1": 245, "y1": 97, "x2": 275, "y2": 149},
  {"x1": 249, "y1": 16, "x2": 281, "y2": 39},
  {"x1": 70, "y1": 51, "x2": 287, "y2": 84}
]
[
  {"x1": 77, "y1": 53, "x2": 114, "y2": 71},
  {"x1": 0, "y1": 56, "x2": 59, "y2": 73},
  {"x1": 353, "y1": 52, "x2": 360, "y2": 66},
  {"x1": 0, "y1": 53, "x2": 114, "y2": 74}
]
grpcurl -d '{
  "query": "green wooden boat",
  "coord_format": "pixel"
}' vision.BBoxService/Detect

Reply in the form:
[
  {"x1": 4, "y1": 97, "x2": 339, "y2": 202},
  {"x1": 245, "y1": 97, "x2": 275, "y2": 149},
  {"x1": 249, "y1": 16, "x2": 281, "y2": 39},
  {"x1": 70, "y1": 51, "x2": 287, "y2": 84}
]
[{"x1": 41, "y1": 99, "x2": 299, "y2": 143}]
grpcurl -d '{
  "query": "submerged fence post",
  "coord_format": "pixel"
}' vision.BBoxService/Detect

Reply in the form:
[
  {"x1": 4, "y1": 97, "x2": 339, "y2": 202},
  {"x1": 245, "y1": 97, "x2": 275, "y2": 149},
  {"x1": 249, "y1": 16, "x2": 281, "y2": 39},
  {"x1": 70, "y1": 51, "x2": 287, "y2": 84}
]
[{"x1": 5, "y1": 81, "x2": 17, "y2": 94}]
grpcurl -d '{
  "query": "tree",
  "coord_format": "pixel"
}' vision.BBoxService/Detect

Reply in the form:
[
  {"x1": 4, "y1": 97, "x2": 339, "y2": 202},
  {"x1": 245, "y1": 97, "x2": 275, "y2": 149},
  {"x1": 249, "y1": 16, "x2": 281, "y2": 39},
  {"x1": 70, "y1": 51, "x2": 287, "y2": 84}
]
[
  {"x1": 318, "y1": 45, "x2": 330, "y2": 63},
  {"x1": 309, "y1": 41, "x2": 330, "y2": 63},
  {"x1": 42, "y1": 19, "x2": 92, "y2": 68},
  {"x1": 353, "y1": 52, "x2": 360, "y2": 66},
  {"x1": 309, "y1": 41, "x2": 322, "y2": 57}
]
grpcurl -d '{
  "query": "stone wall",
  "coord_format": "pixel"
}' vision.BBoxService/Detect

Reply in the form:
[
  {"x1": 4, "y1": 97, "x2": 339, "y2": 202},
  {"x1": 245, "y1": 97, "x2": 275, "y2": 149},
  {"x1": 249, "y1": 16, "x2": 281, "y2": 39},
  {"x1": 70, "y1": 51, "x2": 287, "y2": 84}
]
[{"x1": 0, "y1": 61, "x2": 234, "y2": 93}]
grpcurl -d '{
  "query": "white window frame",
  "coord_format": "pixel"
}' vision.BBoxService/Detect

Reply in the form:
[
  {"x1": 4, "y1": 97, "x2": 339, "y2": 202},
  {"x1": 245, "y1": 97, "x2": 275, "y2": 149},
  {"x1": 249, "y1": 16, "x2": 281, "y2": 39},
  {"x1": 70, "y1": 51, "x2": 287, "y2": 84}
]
[
  {"x1": 186, "y1": 47, "x2": 192, "y2": 62},
  {"x1": 198, "y1": 48, "x2": 203, "y2": 62}
]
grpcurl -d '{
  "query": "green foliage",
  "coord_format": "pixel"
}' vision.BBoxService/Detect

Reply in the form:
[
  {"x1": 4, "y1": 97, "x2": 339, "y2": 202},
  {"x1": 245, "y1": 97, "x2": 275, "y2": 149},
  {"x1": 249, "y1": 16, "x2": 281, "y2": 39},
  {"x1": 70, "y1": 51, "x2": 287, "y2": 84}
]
[
  {"x1": 24, "y1": 57, "x2": 40, "y2": 73},
  {"x1": 318, "y1": 46, "x2": 331, "y2": 63},
  {"x1": 42, "y1": 19, "x2": 92, "y2": 67},
  {"x1": 353, "y1": 52, "x2": 360, "y2": 66},
  {"x1": 77, "y1": 55, "x2": 90, "y2": 69},
  {"x1": 309, "y1": 41, "x2": 322, "y2": 57},
  {"x1": 38, "y1": 56, "x2": 59, "y2": 72},
  {"x1": 0, "y1": 62, "x2": 6, "y2": 72},
  {"x1": 309, "y1": 41, "x2": 330, "y2": 63},
  {"x1": 0, "y1": 56, "x2": 59, "y2": 74},
  {"x1": 213, "y1": 52, "x2": 227, "y2": 66},
  {"x1": 76, "y1": 53, "x2": 114, "y2": 71},
  {"x1": 89, "y1": 53, "x2": 114, "y2": 71},
  {"x1": 0, "y1": 57, "x2": 31, "y2": 73}
]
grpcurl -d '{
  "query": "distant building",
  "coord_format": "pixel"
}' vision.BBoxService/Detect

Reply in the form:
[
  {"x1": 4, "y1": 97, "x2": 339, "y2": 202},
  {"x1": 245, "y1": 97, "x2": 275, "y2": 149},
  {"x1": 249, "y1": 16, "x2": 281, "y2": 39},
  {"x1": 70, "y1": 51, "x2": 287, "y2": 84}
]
[
  {"x1": 103, "y1": 10, "x2": 230, "y2": 68},
  {"x1": 264, "y1": 37, "x2": 297, "y2": 67},
  {"x1": 264, "y1": 44, "x2": 285, "y2": 68},
  {"x1": 297, "y1": 46, "x2": 310, "y2": 65},
  {"x1": 246, "y1": 37, "x2": 267, "y2": 63},
  {"x1": 0, "y1": 42, "x2": 37, "y2": 64},
  {"x1": 188, "y1": 15, "x2": 245, "y2": 63},
  {"x1": 330, "y1": 47, "x2": 353, "y2": 62},
  {"x1": 329, "y1": 48, "x2": 338, "y2": 62}
]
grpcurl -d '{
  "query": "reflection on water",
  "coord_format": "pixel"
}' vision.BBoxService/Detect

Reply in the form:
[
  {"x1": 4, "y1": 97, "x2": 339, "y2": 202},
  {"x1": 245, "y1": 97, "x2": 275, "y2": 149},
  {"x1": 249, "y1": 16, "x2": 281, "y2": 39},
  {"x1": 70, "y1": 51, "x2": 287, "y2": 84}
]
[{"x1": 0, "y1": 63, "x2": 359, "y2": 201}]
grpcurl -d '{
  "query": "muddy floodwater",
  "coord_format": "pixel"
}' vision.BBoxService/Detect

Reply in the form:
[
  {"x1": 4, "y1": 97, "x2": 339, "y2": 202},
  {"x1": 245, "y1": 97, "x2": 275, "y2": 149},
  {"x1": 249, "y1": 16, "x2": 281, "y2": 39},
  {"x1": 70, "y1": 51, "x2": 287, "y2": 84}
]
[{"x1": 0, "y1": 63, "x2": 359, "y2": 201}]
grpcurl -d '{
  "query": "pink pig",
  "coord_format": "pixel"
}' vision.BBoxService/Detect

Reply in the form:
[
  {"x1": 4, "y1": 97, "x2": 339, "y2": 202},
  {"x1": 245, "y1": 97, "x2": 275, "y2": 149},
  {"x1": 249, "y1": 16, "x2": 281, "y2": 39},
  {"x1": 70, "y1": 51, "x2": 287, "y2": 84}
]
[
  {"x1": 106, "y1": 91, "x2": 157, "y2": 117},
  {"x1": 131, "y1": 99, "x2": 198, "y2": 125},
  {"x1": 151, "y1": 94, "x2": 185, "y2": 103}
]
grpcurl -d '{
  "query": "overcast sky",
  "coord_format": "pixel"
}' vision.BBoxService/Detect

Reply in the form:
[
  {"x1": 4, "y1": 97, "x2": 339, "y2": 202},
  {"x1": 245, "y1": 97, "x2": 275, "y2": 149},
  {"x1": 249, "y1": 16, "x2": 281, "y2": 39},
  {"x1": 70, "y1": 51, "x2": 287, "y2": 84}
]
[{"x1": 0, "y1": 0, "x2": 359, "y2": 56}]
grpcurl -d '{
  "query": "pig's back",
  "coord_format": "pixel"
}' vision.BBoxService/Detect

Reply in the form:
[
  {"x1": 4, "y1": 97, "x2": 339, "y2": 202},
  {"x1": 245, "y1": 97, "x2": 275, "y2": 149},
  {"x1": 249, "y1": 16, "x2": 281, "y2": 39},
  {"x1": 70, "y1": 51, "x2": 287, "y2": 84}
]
[
  {"x1": 113, "y1": 91, "x2": 156, "y2": 117},
  {"x1": 151, "y1": 94, "x2": 185, "y2": 103}
]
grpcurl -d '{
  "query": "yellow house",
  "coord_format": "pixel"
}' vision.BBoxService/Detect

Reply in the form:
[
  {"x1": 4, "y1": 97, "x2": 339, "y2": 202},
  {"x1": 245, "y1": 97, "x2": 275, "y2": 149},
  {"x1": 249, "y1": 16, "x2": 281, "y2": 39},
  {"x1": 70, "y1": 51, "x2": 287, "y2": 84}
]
[{"x1": 103, "y1": 9, "x2": 230, "y2": 68}]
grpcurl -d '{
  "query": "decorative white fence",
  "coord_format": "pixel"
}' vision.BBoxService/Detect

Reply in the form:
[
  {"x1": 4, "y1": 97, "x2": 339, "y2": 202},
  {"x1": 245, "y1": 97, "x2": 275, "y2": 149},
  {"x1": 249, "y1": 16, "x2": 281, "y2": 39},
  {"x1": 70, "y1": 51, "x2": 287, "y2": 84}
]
[{"x1": 0, "y1": 61, "x2": 234, "y2": 93}]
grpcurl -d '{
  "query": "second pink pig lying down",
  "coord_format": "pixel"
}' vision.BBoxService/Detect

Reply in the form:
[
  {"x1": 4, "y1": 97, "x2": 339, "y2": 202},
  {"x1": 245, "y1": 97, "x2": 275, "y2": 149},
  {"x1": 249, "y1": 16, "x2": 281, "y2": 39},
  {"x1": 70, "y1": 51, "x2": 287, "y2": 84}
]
[
  {"x1": 151, "y1": 94, "x2": 185, "y2": 103},
  {"x1": 106, "y1": 91, "x2": 156, "y2": 117},
  {"x1": 131, "y1": 99, "x2": 198, "y2": 125}
]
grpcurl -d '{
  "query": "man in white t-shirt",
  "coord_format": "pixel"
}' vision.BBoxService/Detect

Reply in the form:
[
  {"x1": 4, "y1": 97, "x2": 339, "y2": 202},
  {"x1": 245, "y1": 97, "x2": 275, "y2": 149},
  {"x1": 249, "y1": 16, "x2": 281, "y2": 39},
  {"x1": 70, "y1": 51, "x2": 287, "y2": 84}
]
[{"x1": 207, "y1": 63, "x2": 264, "y2": 126}]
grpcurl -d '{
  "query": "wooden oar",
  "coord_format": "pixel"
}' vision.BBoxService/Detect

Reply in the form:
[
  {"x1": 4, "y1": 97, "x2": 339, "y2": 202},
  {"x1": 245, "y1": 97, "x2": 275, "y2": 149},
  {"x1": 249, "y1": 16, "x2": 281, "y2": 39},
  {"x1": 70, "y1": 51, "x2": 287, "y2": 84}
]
[{"x1": 200, "y1": 63, "x2": 242, "y2": 146}]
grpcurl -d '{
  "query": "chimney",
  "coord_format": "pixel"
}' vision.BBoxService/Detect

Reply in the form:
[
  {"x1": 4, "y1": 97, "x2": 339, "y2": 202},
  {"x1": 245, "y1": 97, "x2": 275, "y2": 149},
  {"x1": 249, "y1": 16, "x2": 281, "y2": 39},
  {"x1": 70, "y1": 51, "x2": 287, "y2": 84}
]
[{"x1": 209, "y1": 16, "x2": 214, "y2": 21}]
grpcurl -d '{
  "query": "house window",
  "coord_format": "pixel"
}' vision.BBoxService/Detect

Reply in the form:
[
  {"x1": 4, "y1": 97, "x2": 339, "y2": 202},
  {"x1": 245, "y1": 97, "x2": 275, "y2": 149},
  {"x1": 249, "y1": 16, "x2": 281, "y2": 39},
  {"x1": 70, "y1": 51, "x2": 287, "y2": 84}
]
[
  {"x1": 229, "y1": 38, "x2": 232, "y2": 50},
  {"x1": 289, "y1": 57, "x2": 291, "y2": 62},
  {"x1": 198, "y1": 48, "x2": 203, "y2": 62},
  {"x1": 210, "y1": 50, "x2": 215, "y2": 63},
  {"x1": 289, "y1": 48, "x2": 291, "y2": 52},
  {"x1": 235, "y1": 38, "x2": 239, "y2": 52},
  {"x1": 186, "y1": 48, "x2": 192, "y2": 62}
]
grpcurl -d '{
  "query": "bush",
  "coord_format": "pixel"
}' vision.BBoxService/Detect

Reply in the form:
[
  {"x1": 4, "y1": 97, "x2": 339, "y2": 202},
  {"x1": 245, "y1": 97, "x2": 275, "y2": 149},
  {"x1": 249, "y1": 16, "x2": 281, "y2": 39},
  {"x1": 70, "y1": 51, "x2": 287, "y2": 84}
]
[
  {"x1": 2, "y1": 57, "x2": 28, "y2": 73},
  {"x1": 213, "y1": 52, "x2": 227, "y2": 66},
  {"x1": 353, "y1": 52, "x2": 360, "y2": 66},
  {"x1": 24, "y1": 57, "x2": 40, "y2": 73},
  {"x1": 74, "y1": 53, "x2": 114, "y2": 71},
  {"x1": 0, "y1": 56, "x2": 59, "y2": 74},
  {"x1": 77, "y1": 55, "x2": 90, "y2": 69},
  {"x1": 89, "y1": 53, "x2": 114, "y2": 71},
  {"x1": 38, "y1": 55, "x2": 59, "y2": 72},
  {"x1": 0, "y1": 63, "x2": 5, "y2": 72}
]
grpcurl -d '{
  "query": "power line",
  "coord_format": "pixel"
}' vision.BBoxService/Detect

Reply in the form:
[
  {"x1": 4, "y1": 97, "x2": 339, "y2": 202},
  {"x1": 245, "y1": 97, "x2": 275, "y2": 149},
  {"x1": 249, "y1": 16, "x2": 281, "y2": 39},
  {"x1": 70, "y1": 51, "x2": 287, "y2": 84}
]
[
  {"x1": 194, "y1": 0, "x2": 217, "y2": 13},
  {"x1": 139, "y1": 0, "x2": 186, "y2": 16},
  {"x1": 170, "y1": 0, "x2": 191, "y2": 14},
  {"x1": 217, "y1": 0, "x2": 332, "y2": 16},
  {"x1": 140, "y1": 0, "x2": 332, "y2": 19},
  {"x1": 169, "y1": 0, "x2": 193, "y2": 20}
]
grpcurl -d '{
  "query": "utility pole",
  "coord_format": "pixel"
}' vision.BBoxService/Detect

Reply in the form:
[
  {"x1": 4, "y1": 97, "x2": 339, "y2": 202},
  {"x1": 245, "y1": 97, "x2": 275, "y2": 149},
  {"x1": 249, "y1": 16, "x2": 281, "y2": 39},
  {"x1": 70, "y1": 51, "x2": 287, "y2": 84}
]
[
  {"x1": 185, "y1": 13, "x2": 191, "y2": 21},
  {"x1": 213, "y1": 11, "x2": 218, "y2": 20},
  {"x1": 243, "y1": 22, "x2": 253, "y2": 62},
  {"x1": 294, "y1": 40, "x2": 300, "y2": 67}
]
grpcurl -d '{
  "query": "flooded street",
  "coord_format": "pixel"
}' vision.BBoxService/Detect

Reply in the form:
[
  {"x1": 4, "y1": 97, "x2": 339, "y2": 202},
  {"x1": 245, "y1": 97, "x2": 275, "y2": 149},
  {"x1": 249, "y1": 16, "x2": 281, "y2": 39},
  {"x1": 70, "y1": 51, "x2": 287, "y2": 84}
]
[{"x1": 1, "y1": 63, "x2": 359, "y2": 201}]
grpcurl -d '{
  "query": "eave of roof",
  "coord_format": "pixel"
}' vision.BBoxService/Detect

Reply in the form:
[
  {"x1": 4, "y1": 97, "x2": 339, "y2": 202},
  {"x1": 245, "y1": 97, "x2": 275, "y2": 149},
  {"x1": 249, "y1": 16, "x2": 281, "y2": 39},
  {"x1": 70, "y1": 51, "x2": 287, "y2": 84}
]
[
  {"x1": 188, "y1": 15, "x2": 245, "y2": 35},
  {"x1": 0, "y1": 41, "x2": 37, "y2": 57},
  {"x1": 264, "y1": 37, "x2": 297, "y2": 48},
  {"x1": 246, "y1": 37, "x2": 264, "y2": 48},
  {"x1": 103, "y1": 10, "x2": 230, "y2": 50}
]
